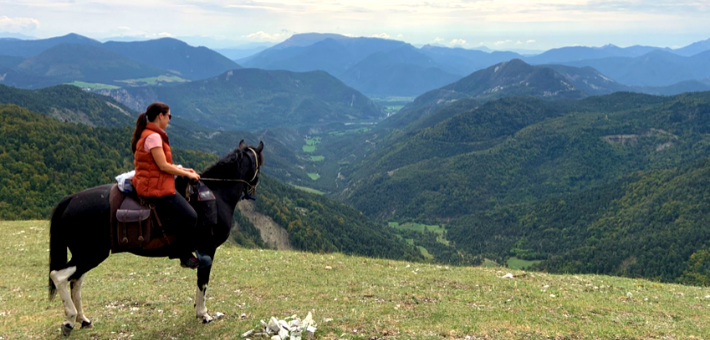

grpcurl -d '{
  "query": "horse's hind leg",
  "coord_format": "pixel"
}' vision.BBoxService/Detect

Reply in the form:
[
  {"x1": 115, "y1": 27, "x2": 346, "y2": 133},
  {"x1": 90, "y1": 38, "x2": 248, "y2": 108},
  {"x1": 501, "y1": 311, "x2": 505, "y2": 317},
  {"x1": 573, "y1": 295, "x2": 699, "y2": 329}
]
[
  {"x1": 71, "y1": 275, "x2": 92, "y2": 329},
  {"x1": 49, "y1": 266, "x2": 78, "y2": 336}
]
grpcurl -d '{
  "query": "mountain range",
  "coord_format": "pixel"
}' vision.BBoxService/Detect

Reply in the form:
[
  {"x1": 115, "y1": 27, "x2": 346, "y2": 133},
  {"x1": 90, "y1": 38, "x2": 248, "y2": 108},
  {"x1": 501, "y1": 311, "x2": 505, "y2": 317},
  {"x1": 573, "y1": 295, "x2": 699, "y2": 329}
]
[
  {"x1": 99, "y1": 68, "x2": 382, "y2": 130},
  {"x1": 0, "y1": 33, "x2": 240, "y2": 89},
  {"x1": 240, "y1": 33, "x2": 710, "y2": 97},
  {"x1": 3, "y1": 32, "x2": 710, "y2": 98},
  {"x1": 382, "y1": 59, "x2": 710, "y2": 130},
  {"x1": 560, "y1": 50, "x2": 710, "y2": 87}
]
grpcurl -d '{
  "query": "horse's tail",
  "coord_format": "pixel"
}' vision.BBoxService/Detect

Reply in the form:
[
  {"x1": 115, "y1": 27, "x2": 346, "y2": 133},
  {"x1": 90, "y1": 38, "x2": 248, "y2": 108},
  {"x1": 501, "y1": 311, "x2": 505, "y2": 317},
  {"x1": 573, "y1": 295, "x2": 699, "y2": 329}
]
[{"x1": 49, "y1": 195, "x2": 72, "y2": 301}]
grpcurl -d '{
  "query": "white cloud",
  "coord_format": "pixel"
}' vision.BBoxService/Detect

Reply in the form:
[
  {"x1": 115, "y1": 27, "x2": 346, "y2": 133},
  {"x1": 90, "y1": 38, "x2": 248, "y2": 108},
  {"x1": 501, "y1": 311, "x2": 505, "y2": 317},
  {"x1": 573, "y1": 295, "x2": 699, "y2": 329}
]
[
  {"x1": 371, "y1": 33, "x2": 390, "y2": 39},
  {"x1": 397, "y1": 34, "x2": 404, "y2": 39},
  {"x1": 0, "y1": 16, "x2": 39, "y2": 33},
  {"x1": 433, "y1": 37, "x2": 444, "y2": 43},
  {"x1": 450, "y1": 39, "x2": 467, "y2": 46},
  {"x1": 526, "y1": 39, "x2": 536, "y2": 44},
  {"x1": 516, "y1": 40, "x2": 523, "y2": 44},
  {"x1": 241, "y1": 30, "x2": 291, "y2": 42},
  {"x1": 494, "y1": 39, "x2": 513, "y2": 46}
]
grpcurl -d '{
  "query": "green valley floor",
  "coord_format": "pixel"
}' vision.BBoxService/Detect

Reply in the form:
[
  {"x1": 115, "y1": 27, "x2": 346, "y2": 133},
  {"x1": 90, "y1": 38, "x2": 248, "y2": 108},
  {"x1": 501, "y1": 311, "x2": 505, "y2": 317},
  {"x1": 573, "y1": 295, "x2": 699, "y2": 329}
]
[{"x1": 1, "y1": 221, "x2": 709, "y2": 339}]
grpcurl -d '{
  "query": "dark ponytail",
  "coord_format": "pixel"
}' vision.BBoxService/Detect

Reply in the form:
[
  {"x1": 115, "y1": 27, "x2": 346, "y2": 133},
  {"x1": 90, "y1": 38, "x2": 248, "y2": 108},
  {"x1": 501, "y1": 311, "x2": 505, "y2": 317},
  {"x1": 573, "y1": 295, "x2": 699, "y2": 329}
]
[{"x1": 131, "y1": 102, "x2": 170, "y2": 153}]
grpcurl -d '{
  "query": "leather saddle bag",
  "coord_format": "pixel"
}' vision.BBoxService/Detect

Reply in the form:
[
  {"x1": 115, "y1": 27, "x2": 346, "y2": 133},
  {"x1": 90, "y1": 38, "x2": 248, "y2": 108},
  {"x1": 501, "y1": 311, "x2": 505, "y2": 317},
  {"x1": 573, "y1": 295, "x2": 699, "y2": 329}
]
[{"x1": 116, "y1": 197, "x2": 152, "y2": 248}]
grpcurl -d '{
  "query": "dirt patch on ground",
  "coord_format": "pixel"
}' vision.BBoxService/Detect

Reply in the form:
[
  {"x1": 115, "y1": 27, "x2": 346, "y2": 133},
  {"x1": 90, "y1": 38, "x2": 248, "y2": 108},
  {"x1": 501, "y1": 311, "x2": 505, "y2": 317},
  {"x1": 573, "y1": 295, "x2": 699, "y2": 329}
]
[{"x1": 237, "y1": 201, "x2": 293, "y2": 250}]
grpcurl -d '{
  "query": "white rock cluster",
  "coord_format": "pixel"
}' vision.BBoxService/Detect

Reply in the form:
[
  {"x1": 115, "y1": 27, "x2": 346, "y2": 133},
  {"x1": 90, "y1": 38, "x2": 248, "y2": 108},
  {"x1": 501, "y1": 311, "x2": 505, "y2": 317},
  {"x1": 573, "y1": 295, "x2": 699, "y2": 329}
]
[{"x1": 242, "y1": 312, "x2": 317, "y2": 340}]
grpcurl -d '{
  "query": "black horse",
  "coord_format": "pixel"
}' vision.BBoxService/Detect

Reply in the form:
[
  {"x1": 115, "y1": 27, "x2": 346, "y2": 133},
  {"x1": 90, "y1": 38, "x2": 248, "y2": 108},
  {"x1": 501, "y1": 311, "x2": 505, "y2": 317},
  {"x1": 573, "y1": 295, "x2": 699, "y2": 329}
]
[{"x1": 48, "y1": 141, "x2": 263, "y2": 336}]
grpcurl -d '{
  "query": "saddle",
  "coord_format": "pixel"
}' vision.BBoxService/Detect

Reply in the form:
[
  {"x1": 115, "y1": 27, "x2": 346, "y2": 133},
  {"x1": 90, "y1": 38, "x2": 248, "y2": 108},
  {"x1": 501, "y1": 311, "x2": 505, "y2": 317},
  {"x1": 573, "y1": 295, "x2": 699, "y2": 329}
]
[
  {"x1": 108, "y1": 181, "x2": 218, "y2": 254},
  {"x1": 109, "y1": 184, "x2": 174, "y2": 254}
]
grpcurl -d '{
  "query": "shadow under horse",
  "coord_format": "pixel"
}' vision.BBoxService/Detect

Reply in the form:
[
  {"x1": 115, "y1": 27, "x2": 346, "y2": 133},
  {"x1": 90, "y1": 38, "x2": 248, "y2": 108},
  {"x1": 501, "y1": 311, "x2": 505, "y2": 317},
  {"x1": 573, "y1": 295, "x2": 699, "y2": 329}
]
[{"x1": 48, "y1": 141, "x2": 263, "y2": 336}]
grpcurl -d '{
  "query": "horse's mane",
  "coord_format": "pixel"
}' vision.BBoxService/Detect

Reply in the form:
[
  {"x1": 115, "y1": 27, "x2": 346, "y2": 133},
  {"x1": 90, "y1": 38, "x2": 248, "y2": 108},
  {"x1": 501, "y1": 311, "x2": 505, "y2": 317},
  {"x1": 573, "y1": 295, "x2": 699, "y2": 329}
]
[{"x1": 200, "y1": 144, "x2": 263, "y2": 179}]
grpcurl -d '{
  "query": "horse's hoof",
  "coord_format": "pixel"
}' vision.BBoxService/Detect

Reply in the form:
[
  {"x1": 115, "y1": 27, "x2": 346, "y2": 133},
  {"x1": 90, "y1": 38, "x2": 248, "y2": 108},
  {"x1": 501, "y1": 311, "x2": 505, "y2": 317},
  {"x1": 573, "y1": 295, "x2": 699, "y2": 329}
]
[
  {"x1": 62, "y1": 323, "x2": 74, "y2": 336},
  {"x1": 81, "y1": 320, "x2": 93, "y2": 329},
  {"x1": 201, "y1": 315, "x2": 213, "y2": 324}
]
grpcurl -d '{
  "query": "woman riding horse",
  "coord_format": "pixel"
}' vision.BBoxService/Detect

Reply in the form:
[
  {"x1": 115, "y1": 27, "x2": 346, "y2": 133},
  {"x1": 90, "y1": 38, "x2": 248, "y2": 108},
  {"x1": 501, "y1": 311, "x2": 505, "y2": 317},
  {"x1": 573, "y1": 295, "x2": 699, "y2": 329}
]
[
  {"x1": 131, "y1": 102, "x2": 201, "y2": 269},
  {"x1": 48, "y1": 110, "x2": 264, "y2": 335}
]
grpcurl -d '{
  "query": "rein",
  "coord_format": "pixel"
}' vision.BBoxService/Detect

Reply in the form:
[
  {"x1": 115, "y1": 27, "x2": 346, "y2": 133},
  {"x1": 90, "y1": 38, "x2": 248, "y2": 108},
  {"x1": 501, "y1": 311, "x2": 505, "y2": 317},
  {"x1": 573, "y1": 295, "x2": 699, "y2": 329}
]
[{"x1": 196, "y1": 148, "x2": 260, "y2": 198}]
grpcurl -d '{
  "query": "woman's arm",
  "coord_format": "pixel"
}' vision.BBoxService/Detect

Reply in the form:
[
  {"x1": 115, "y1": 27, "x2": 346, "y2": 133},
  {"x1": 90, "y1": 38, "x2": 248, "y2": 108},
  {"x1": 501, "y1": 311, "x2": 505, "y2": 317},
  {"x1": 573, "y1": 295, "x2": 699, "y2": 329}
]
[{"x1": 150, "y1": 147, "x2": 200, "y2": 181}]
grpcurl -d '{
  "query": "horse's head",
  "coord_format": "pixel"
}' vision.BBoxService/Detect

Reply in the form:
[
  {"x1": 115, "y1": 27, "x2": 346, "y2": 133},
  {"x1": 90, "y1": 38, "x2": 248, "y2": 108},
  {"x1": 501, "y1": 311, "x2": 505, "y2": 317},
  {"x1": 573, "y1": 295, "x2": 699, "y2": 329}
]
[
  {"x1": 200, "y1": 140, "x2": 264, "y2": 201},
  {"x1": 238, "y1": 140, "x2": 264, "y2": 197}
]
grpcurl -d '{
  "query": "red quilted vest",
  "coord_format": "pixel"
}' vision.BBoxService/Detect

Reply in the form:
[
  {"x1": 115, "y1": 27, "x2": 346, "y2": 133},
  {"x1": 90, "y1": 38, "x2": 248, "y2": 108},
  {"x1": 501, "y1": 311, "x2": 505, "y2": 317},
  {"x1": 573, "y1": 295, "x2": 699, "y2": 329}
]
[{"x1": 133, "y1": 123, "x2": 175, "y2": 197}]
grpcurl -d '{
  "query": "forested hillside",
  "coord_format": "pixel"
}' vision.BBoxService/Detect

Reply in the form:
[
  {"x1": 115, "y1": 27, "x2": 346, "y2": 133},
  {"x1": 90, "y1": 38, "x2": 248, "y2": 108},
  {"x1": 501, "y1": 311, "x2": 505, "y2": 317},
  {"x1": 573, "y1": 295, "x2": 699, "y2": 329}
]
[
  {"x1": 0, "y1": 84, "x2": 314, "y2": 186},
  {"x1": 101, "y1": 68, "x2": 383, "y2": 130},
  {"x1": 0, "y1": 84, "x2": 135, "y2": 127},
  {"x1": 333, "y1": 91, "x2": 710, "y2": 283},
  {"x1": 345, "y1": 92, "x2": 710, "y2": 220},
  {"x1": 0, "y1": 104, "x2": 418, "y2": 261},
  {"x1": 447, "y1": 157, "x2": 710, "y2": 285}
]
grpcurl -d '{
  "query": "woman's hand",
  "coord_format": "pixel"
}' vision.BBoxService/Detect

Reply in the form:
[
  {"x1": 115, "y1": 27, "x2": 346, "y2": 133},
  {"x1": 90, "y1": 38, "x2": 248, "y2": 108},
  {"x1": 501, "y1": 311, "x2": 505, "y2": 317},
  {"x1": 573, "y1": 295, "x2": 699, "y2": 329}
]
[
  {"x1": 183, "y1": 168, "x2": 196, "y2": 173},
  {"x1": 187, "y1": 172, "x2": 200, "y2": 182}
]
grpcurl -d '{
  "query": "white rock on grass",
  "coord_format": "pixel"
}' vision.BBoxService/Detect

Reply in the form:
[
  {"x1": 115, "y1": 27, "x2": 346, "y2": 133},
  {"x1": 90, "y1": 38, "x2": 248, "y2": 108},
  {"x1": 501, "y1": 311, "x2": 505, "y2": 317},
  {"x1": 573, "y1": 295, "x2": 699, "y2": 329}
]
[
  {"x1": 242, "y1": 330, "x2": 254, "y2": 338},
  {"x1": 271, "y1": 336, "x2": 280, "y2": 340},
  {"x1": 268, "y1": 317, "x2": 281, "y2": 332},
  {"x1": 278, "y1": 328, "x2": 289, "y2": 340},
  {"x1": 302, "y1": 312, "x2": 314, "y2": 327}
]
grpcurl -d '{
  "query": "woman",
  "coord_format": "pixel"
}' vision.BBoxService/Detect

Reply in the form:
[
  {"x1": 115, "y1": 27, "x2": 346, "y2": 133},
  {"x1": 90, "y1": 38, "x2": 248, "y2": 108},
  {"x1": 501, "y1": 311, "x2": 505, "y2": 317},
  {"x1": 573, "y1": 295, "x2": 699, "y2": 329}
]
[{"x1": 131, "y1": 102, "x2": 200, "y2": 269}]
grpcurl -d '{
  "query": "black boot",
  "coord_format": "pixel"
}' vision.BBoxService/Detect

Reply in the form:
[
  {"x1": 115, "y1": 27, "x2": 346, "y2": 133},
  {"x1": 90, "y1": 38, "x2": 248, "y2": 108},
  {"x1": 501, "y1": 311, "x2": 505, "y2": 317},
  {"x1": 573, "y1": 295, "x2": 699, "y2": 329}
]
[{"x1": 180, "y1": 253, "x2": 199, "y2": 269}]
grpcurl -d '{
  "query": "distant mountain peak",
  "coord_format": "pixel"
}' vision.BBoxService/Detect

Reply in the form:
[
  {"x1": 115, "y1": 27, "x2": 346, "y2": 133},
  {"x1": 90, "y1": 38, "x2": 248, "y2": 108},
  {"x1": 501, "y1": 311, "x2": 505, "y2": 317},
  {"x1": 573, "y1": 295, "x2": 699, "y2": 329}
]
[{"x1": 58, "y1": 33, "x2": 100, "y2": 43}]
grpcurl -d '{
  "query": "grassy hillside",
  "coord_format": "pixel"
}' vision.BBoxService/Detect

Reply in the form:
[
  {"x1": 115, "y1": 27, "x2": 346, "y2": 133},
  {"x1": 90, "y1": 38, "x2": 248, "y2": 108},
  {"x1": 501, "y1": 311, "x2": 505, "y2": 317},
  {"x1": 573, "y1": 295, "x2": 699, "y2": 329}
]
[{"x1": 3, "y1": 220, "x2": 710, "y2": 339}]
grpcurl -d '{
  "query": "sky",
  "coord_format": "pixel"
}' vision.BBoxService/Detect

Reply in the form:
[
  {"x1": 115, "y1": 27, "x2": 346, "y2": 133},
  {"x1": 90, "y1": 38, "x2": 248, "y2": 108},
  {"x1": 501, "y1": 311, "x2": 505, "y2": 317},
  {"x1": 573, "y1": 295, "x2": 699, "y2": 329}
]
[{"x1": 1, "y1": 0, "x2": 709, "y2": 50}]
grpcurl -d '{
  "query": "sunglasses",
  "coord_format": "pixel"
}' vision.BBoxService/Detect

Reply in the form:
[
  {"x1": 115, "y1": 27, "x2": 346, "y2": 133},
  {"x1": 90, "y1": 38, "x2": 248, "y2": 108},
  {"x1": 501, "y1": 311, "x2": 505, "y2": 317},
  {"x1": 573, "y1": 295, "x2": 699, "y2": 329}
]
[{"x1": 166, "y1": 113, "x2": 172, "y2": 120}]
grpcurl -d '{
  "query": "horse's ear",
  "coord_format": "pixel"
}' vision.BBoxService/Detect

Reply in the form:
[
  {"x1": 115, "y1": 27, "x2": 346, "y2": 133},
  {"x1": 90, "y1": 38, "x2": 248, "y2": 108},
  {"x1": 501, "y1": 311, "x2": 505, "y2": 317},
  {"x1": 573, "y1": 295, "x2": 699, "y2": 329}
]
[
  {"x1": 238, "y1": 140, "x2": 247, "y2": 151},
  {"x1": 256, "y1": 141, "x2": 264, "y2": 153}
]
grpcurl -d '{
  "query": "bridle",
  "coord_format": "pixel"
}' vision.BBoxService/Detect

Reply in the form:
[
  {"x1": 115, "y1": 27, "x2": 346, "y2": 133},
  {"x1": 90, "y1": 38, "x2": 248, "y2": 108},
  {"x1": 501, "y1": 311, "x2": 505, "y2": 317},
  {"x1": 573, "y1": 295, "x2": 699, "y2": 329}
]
[{"x1": 199, "y1": 147, "x2": 261, "y2": 200}]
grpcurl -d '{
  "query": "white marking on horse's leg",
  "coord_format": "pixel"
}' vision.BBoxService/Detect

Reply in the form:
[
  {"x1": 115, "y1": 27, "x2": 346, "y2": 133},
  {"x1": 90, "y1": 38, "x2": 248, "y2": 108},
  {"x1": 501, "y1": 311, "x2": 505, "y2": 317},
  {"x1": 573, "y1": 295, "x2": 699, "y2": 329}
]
[
  {"x1": 195, "y1": 286, "x2": 212, "y2": 323},
  {"x1": 50, "y1": 267, "x2": 78, "y2": 331},
  {"x1": 70, "y1": 274, "x2": 92, "y2": 328}
]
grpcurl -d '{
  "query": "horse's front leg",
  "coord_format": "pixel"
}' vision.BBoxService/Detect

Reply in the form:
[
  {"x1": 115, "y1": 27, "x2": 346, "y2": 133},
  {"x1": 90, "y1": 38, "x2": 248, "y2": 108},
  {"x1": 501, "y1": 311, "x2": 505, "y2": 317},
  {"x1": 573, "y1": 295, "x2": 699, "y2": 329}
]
[{"x1": 194, "y1": 250, "x2": 214, "y2": 323}]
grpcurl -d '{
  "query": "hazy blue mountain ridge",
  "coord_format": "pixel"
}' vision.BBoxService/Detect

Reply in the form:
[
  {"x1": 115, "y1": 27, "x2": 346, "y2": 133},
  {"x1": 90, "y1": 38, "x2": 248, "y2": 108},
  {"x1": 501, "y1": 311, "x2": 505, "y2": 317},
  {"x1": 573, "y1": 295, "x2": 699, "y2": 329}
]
[
  {"x1": 562, "y1": 49, "x2": 710, "y2": 86},
  {"x1": 338, "y1": 45, "x2": 463, "y2": 96},
  {"x1": 103, "y1": 38, "x2": 241, "y2": 80},
  {"x1": 0, "y1": 33, "x2": 100, "y2": 57}
]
